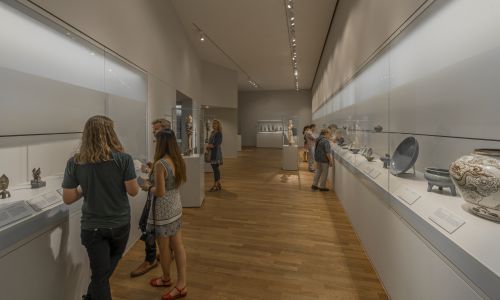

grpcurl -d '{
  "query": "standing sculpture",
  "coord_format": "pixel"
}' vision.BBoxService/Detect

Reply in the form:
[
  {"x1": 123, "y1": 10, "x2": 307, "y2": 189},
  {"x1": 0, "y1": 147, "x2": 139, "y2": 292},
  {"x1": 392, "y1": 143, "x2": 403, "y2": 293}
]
[
  {"x1": 287, "y1": 120, "x2": 295, "y2": 145},
  {"x1": 31, "y1": 167, "x2": 46, "y2": 189},
  {"x1": 0, "y1": 174, "x2": 11, "y2": 199},
  {"x1": 205, "y1": 119, "x2": 211, "y2": 143},
  {"x1": 185, "y1": 114, "x2": 194, "y2": 155}
]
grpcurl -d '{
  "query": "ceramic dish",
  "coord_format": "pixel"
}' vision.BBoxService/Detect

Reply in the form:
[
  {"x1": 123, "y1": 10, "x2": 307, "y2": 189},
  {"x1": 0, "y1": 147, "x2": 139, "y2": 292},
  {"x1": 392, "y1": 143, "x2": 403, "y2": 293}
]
[{"x1": 390, "y1": 137, "x2": 419, "y2": 175}]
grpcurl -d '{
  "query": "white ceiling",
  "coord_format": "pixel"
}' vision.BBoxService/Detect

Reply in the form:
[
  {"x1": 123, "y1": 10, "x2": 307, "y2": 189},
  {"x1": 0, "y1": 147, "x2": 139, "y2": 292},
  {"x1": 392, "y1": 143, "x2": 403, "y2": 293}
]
[{"x1": 171, "y1": 0, "x2": 336, "y2": 91}]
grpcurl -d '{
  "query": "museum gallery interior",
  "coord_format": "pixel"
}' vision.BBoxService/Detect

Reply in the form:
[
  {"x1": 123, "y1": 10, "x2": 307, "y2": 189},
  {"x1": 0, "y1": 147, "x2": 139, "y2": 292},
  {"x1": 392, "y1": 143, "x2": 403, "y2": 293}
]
[{"x1": 1, "y1": 0, "x2": 499, "y2": 299}]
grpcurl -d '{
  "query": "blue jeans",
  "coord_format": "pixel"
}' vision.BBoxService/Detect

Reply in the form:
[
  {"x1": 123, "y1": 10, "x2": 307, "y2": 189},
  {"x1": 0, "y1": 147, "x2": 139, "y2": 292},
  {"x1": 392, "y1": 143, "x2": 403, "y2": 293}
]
[{"x1": 81, "y1": 223, "x2": 130, "y2": 300}]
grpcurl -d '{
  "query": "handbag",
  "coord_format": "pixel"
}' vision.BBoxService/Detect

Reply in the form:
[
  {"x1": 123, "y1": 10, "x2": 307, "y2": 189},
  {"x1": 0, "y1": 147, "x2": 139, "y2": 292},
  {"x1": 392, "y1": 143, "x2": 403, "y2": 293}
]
[{"x1": 204, "y1": 149, "x2": 211, "y2": 163}]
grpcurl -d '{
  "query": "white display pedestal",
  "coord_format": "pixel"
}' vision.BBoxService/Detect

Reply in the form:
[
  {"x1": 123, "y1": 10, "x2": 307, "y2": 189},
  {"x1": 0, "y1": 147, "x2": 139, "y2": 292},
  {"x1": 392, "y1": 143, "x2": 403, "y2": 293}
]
[
  {"x1": 282, "y1": 145, "x2": 298, "y2": 170},
  {"x1": 237, "y1": 134, "x2": 242, "y2": 151},
  {"x1": 204, "y1": 162, "x2": 213, "y2": 173},
  {"x1": 256, "y1": 132, "x2": 282, "y2": 148},
  {"x1": 180, "y1": 154, "x2": 204, "y2": 207}
]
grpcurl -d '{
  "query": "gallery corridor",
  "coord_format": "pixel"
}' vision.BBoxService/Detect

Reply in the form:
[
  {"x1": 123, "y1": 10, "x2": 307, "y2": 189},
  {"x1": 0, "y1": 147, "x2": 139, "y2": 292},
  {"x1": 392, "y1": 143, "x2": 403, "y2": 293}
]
[{"x1": 110, "y1": 148, "x2": 387, "y2": 300}]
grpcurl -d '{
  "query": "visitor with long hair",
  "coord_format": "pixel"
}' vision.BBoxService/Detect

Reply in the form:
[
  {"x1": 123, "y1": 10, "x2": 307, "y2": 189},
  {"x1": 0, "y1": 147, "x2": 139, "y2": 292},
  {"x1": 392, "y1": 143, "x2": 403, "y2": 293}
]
[
  {"x1": 62, "y1": 115, "x2": 139, "y2": 300},
  {"x1": 207, "y1": 119, "x2": 223, "y2": 192},
  {"x1": 140, "y1": 129, "x2": 188, "y2": 300}
]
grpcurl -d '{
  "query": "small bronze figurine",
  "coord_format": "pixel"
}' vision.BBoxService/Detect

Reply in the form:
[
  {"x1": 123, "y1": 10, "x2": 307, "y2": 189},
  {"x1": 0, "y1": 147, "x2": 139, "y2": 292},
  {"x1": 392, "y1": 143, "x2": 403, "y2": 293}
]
[
  {"x1": 31, "y1": 168, "x2": 46, "y2": 189},
  {"x1": 0, "y1": 174, "x2": 11, "y2": 199}
]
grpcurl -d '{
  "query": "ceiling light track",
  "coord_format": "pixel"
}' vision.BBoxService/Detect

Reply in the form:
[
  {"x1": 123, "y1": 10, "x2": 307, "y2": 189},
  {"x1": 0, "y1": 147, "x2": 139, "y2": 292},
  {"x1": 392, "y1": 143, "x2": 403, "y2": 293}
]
[
  {"x1": 192, "y1": 23, "x2": 259, "y2": 89},
  {"x1": 284, "y1": 0, "x2": 299, "y2": 91}
]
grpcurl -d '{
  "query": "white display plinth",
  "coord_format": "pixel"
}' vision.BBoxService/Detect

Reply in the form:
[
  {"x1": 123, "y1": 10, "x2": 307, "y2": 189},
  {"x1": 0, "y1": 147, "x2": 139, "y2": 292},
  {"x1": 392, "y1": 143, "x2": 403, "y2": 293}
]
[
  {"x1": 180, "y1": 154, "x2": 204, "y2": 207},
  {"x1": 256, "y1": 132, "x2": 282, "y2": 148},
  {"x1": 282, "y1": 145, "x2": 298, "y2": 170},
  {"x1": 204, "y1": 162, "x2": 213, "y2": 173},
  {"x1": 237, "y1": 134, "x2": 242, "y2": 151}
]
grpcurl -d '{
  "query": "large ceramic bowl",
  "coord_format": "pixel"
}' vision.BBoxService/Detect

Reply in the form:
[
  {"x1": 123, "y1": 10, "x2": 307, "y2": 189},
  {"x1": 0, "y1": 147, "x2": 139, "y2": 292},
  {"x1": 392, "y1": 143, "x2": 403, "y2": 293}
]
[{"x1": 390, "y1": 137, "x2": 419, "y2": 175}]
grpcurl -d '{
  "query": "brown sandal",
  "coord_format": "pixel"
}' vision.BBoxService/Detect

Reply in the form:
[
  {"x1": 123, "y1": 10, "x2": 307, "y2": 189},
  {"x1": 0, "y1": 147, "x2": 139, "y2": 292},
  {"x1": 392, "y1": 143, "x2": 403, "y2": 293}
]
[{"x1": 149, "y1": 277, "x2": 172, "y2": 287}]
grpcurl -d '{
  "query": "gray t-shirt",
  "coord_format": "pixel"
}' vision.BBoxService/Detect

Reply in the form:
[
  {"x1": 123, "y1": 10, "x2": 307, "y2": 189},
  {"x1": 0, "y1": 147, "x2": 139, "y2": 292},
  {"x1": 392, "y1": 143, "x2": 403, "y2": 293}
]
[
  {"x1": 314, "y1": 136, "x2": 331, "y2": 163},
  {"x1": 62, "y1": 152, "x2": 136, "y2": 229}
]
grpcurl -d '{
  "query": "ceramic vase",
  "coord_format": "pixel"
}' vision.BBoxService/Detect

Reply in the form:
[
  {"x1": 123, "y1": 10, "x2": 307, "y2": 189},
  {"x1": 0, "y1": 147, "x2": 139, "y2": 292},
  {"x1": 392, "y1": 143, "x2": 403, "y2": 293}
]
[{"x1": 449, "y1": 149, "x2": 500, "y2": 222}]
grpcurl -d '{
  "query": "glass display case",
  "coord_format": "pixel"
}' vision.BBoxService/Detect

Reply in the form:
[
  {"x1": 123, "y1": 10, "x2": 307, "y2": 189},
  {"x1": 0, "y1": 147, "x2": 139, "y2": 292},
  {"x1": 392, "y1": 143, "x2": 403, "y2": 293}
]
[
  {"x1": 0, "y1": 0, "x2": 147, "y2": 242},
  {"x1": 171, "y1": 107, "x2": 204, "y2": 156},
  {"x1": 256, "y1": 120, "x2": 283, "y2": 148},
  {"x1": 313, "y1": 1, "x2": 500, "y2": 297},
  {"x1": 257, "y1": 120, "x2": 283, "y2": 133}
]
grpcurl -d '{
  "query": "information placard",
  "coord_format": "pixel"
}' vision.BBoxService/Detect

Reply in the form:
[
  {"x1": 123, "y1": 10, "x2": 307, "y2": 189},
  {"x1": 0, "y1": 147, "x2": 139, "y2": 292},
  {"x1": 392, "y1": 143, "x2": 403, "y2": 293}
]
[
  {"x1": 27, "y1": 191, "x2": 62, "y2": 211},
  {"x1": 396, "y1": 187, "x2": 421, "y2": 205},
  {"x1": 369, "y1": 170, "x2": 381, "y2": 179},
  {"x1": 0, "y1": 202, "x2": 33, "y2": 228},
  {"x1": 429, "y1": 208, "x2": 466, "y2": 234}
]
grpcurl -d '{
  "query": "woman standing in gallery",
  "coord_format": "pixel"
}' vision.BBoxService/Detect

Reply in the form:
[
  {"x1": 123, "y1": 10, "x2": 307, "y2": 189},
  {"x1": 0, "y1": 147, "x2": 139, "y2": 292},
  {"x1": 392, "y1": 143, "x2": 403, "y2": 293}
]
[
  {"x1": 207, "y1": 119, "x2": 223, "y2": 192},
  {"x1": 140, "y1": 129, "x2": 188, "y2": 300},
  {"x1": 62, "y1": 115, "x2": 139, "y2": 300}
]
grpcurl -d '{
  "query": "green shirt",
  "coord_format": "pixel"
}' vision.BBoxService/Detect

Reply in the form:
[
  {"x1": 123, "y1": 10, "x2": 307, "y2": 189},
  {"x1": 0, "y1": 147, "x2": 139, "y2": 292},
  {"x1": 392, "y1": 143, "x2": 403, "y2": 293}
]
[{"x1": 62, "y1": 152, "x2": 136, "y2": 229}]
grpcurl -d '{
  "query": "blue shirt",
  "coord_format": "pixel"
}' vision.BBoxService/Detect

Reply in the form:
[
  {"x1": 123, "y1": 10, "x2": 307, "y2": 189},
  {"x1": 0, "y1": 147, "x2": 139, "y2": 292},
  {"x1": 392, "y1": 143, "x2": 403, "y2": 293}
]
[{"x1": 314, "y1": 136, "x2": 331, "y2": 163}]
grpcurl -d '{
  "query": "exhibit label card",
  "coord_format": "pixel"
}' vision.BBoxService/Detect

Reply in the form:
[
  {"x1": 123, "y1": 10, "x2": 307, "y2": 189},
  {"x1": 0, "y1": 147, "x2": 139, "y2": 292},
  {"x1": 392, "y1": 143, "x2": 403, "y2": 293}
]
[
  {"x1": 0, "y1": 202, "x2": 33, "y2": 229},
  {"x1": 429, "y1": 208, "x2": 465, "y2": 234},
  {"x1": 27, "y1": 191, "x2": 62, "y2": 211},
  {"x1": 363, "y1": 166, "x2": 373, "y2": 174},
  {"x1": 396, "y1": 187, "x2": 421, "y2": 205},
  {"x1": 369, "y1": 170, "x2": 381, "y2": 179}
]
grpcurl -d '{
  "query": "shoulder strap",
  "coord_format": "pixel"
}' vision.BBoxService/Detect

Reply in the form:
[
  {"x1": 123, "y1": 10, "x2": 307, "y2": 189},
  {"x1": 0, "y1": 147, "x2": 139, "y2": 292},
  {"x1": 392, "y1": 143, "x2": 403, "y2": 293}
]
[{"x1": 158, "y1": 159, "x2": 174, "y2": 177}]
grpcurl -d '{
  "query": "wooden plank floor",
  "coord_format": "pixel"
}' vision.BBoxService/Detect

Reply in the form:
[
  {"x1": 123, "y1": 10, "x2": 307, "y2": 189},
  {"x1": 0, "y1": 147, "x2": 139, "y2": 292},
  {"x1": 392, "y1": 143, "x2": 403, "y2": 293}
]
[{"x1": 110, "y1": 148, "x2": 388, "y2": 300}]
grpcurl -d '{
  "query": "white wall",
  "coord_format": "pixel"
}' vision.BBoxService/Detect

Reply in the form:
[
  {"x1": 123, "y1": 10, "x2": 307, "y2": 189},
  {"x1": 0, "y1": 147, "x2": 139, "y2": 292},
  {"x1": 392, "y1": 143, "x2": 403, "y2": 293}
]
[
  {"x1": 238, "y1": 90, "x2": 312, "y2": 147},
  {"x1": 30, "y1": 0, "x2": 203, "y2": 102},
  {"x1": 28, "y1": 0, "x2": 204, "y2": 158},
  {"x1": 312, "y1": 0, "x2": 429, "y2": 111},
  {"x1": 202, "y1": 61, "x2": 238, "y2": 108}
]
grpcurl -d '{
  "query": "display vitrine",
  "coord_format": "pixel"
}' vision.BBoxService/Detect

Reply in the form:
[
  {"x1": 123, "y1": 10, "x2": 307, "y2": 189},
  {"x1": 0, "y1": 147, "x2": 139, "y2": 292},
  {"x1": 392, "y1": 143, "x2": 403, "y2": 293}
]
[
  {"x1": 314, "y1": 0, "x2": 500, "y2": 297},
  {"x1": 257, "y1": 120, "x2": 283, "y2": 133},
  {"x1": 0, "y1": 0, "x2": 147, "y2": 246},
  {"x1": 256, "y1": 120, "x2": 283, "y2": 148},
  {"x1": 172, "y1": 107, "x2": 203, "y2": 156}
]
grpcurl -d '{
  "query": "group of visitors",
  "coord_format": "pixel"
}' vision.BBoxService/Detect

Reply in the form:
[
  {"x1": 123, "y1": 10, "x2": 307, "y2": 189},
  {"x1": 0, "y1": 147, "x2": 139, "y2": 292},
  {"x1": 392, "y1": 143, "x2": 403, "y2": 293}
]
[
  {"x1": 62, "y1": 115, "x2": 223, "y2": 300},
  {"x1": 303, "y1": 123, "x2": 337, "y2": 192}
]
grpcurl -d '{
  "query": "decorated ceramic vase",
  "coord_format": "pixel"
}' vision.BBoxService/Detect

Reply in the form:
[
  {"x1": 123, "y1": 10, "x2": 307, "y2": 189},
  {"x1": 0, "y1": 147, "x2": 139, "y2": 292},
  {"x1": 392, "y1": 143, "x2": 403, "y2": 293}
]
[{"x1": 449, "y1": 149, "x2": 500, "y2": 222}]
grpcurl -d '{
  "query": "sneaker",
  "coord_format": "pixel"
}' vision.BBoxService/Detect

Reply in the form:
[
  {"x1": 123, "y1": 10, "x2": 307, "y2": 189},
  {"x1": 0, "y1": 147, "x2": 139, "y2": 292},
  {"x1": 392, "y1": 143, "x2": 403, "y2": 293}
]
[
  {"x1": 319, "y1": 188, "x2": 330, "y2": 192},
  {"x1": 311, "y1": 185, "x2": 319, "y2": 190},
  {"x1": 130, "y1": 260, "x2": 158, "y2": 277}
]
